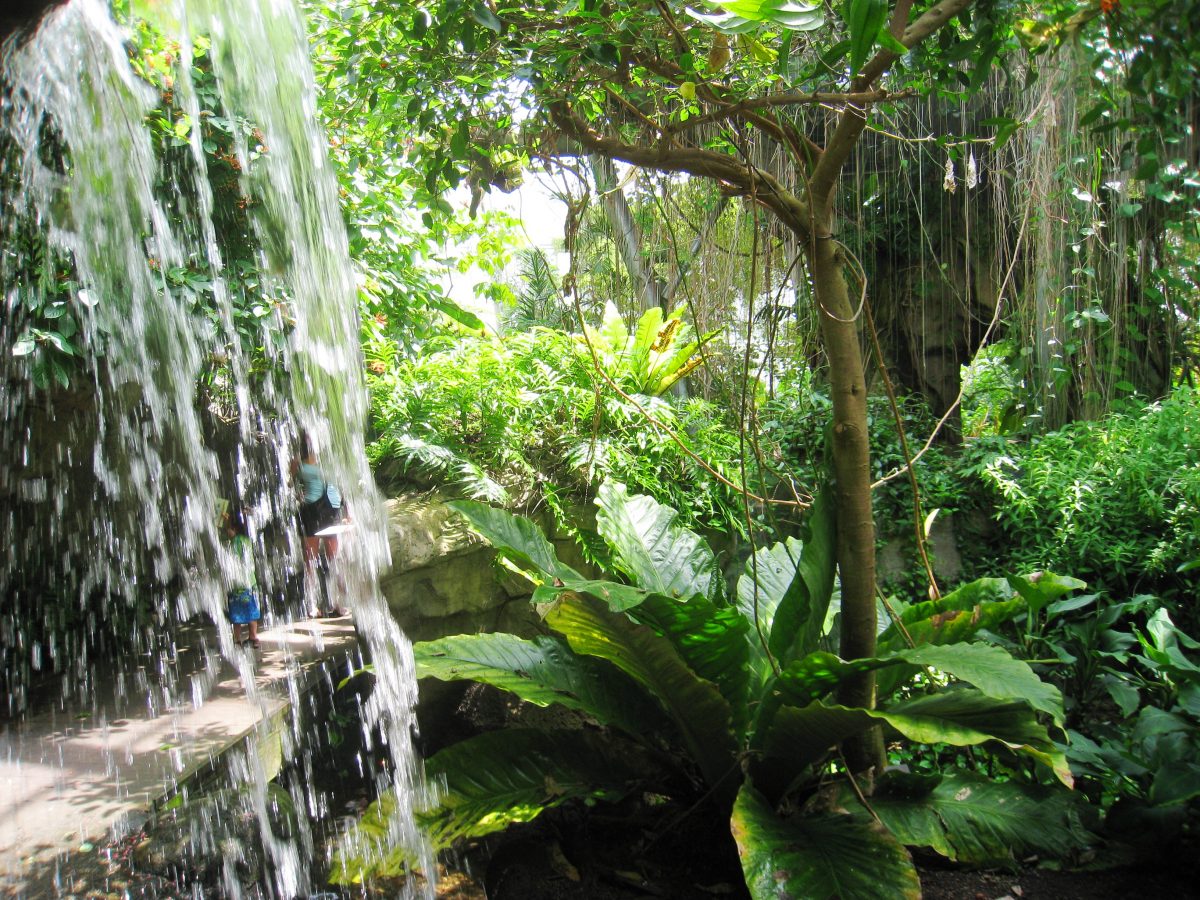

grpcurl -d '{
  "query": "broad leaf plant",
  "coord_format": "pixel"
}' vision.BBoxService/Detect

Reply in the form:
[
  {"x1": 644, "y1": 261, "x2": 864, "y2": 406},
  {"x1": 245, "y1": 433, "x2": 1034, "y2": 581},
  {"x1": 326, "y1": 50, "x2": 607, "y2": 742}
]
[{"x1": 334, "y1": 483, "x2": 1092, "y2": 896}]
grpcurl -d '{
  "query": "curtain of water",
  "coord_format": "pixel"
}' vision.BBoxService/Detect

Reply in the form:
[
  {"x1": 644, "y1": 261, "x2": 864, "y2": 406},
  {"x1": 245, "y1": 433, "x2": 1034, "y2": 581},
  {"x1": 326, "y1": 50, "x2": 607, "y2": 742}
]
[{"x1": 1, "y1": 0, "x2": 433, "y2": 895}]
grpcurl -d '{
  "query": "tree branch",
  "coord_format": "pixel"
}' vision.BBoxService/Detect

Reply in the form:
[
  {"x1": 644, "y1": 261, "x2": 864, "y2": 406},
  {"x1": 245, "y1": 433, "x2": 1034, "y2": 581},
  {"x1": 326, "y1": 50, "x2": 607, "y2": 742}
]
[
  {"x1": 810, "y1": 0, "x2": 974, "y2": 205},
  {"x1": 549, "y1": 102, "x2": 814, "y2": 238},
  {"x1": 667, "y1": 87, "x2": 911, "y2": 135}
]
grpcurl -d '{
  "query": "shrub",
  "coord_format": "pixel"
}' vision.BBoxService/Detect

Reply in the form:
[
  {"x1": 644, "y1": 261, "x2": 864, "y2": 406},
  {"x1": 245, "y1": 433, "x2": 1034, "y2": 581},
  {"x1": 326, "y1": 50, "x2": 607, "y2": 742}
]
[
  {"x1": 961, "y1": 387, "x2": 1200, "y2": 597},
  {"x1": 366, "y1": 325, "x2": 768, "y2": 535},
  {"x1": 333, "y1": 483, "x2": 1090, "y2": 895}
]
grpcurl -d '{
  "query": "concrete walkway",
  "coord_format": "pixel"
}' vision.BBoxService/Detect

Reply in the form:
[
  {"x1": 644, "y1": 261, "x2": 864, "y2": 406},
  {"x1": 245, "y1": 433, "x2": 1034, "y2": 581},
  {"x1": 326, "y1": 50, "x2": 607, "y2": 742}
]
[{"x1": 0, "y1": 616, "x2": 360, "y2": 892}]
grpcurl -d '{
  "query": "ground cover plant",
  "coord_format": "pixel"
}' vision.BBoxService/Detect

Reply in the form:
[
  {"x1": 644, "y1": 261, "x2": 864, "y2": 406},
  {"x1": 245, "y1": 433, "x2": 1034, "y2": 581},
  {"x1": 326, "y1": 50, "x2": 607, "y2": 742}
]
[
  {"x1": 976, "y1": 583, "x2": 1200, "y2": 853},
  {"x1": 333, "y1": 482, "x2": 1095, "y2": 897},
  {"x1": 961, "y1": 387, "x2": 1200, "y2": 601}
]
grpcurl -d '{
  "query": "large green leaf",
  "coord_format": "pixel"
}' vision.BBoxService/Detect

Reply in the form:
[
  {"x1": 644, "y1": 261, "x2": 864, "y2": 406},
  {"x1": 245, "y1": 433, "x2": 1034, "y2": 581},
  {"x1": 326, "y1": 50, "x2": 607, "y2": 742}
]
[
  {"x1": 900, "y1": 642, "x2": 1064, "y2": 727},
  {"x1": 1008, "y1": 572, "x2": 1088, "y2": 620},
  {"x1": 763, "y1": 691, "x2": 1069, "y2": 783},
  {"x1": 767, "y1": 485, "x2": 838, "y2": 665},
  {"x1": 749, "y1": 652, "x2": 899, "y2": 757},
  {"x1": 841, "y1": 770, "x2": 1093, "y2": 865},
  {"x1": 844, "y1": 0, "x2": 889, "y2": 75},
  {"x1": 547, "y1": 592, "x2": 739, "y2": 801},
  {"x1": 731, "y1": 784, "x2": 920, "y2": 900},
  {"x1": 426, "y1": 294, "x2": 486, "y2": 331},
  {"x1": 414, "y1": 633, "x2": 666, "y2": 736},
  {"x1": 448, "y1": 502, "x2": 654, "y2": 613},
  {"x1": 774, "y1": 651, "x2": 901, "y2": 708},
  {"x1": 631, "y1": 592, "x2": 752, "y2": 737},
  {"x1": 885, "y1": 691, "x2": 1071, "y2": 785},
  {"x1": 877, "y1": 577, "x2": 1025, "y2": 655},
  {"x1": 626, "y1": 304, "x2": 664, "y2": 387},
  {"x1": 534, "y1": 576, "x2": 656, "y2": 612},
  {"x1": 595, "y1": 481, "x2": 720, "y2": 603},
  {"x1": 423, "y1": 729, "x2": 661, "y2": 844},
  {"x1": 331, "y1": 728, "x2": 663, "y2": 882},
  {"x1": 737, "y1": 536, "x2": 802, "y2": 686},
  {"x1": 758, "y1": 643, "x2": 1063, "y2": 749},
  {"x1": 448, "y1": 500, "x2": 581, "y2": 582},
  {"x1": 701, "y1": 0, "x2": 826, "y2": 32},
  {"x1": 875, "y1": 578, "x2": 1029, "y2": 696}
]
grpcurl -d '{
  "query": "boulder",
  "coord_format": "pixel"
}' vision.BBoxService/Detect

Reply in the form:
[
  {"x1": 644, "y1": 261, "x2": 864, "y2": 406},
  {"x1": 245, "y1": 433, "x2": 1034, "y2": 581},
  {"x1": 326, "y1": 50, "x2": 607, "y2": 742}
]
[{"x1": 381, "y1": 492, "x2": 591, "y2": 644}]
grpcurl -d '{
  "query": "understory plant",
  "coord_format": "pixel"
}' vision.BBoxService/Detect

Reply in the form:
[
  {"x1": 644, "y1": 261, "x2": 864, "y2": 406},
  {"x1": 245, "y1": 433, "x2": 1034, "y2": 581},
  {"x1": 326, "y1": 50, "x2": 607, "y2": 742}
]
[
  {"x1": 962, "y1": 387, "x2": 1200, "y2": 598},
  {"x1": 335, "y1": 483, "x2": 1092, "y2": 896},
  {"x1": 366, "y1": 309, "x2": 761, "y2": 535},
  {"x1": 988, "y1": 588, "x2": 1200, "y2": 848}
]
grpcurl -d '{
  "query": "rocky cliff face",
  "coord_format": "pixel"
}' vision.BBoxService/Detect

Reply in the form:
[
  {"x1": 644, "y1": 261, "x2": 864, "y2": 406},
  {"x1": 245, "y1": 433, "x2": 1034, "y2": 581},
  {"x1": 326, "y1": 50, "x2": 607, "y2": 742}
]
[
  {"x1": 1, "y1": 1, "x2": 65, "y2": 42},
  {"x1": 381, "y1": 492, "x2": 594, "y2": 644}
]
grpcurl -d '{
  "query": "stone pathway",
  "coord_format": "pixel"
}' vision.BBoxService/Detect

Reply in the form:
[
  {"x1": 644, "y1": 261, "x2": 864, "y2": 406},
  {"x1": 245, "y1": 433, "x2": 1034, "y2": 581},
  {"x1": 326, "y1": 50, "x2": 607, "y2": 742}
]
[{"x1": 0, "y1": 616, "x2": 359, "y2": 893}]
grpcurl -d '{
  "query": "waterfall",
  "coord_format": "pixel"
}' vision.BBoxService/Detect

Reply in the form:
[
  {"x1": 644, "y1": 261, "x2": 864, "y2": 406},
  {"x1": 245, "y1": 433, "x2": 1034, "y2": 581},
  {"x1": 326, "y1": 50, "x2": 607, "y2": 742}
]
[{"x1": 0, "y1": 0, "x2": 433, "y2": 895}]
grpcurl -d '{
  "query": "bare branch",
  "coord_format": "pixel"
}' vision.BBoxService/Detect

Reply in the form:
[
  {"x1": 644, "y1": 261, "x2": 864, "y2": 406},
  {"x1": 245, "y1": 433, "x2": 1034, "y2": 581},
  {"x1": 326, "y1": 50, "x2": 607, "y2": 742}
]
[
  {"x1": 667, "y1": 87, "x2": 912, "y2": 135},
  {"x1": 549, "y1": 102, "x2": 814, "y2": 238}
]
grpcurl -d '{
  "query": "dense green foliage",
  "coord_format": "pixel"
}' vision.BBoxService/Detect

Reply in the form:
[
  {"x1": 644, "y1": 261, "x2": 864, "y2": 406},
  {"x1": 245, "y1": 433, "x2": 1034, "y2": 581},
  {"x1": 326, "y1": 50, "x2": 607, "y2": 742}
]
[
  {"x1": 964, "y1": 388, "x2": 1200, "y2": 594},
  {"x1": 333, "y1": 484, "x2": 1091, "y2": 895},
  {"x1": 1, "y1": 23, "x2": 293, "y2": 399},
  {"x1": 365, "y1": 315, "x2": 760, "y2": 534}
]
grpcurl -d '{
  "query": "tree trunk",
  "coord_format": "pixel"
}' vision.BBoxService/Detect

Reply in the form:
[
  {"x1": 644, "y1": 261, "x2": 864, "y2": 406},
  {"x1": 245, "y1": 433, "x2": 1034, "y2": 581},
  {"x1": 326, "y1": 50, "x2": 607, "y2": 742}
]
[
  {"x1": 589, "y1": 155, "x2": 663, "y2": 314},
  {"x1": 808, "y1": 230, "x2": 884, "y2": 773}
]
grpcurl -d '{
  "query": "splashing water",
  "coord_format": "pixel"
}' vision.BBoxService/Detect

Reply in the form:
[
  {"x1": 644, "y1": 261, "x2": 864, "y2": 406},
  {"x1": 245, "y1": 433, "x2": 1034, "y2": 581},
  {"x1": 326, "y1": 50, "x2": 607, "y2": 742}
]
[{"x1": 0, "y1": 0, "x2": 433, "y2": 895}]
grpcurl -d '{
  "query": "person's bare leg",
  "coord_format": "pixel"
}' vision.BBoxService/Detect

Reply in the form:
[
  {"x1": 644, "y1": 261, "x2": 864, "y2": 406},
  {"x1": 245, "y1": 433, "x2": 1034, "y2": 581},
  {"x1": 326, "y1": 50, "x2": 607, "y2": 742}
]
[
  {"x1": 303, "y1": 535, "x2": 322, "y2": 616},
  {"x1": 323, "y1": 535, "x2": 347, "y2": 615}
]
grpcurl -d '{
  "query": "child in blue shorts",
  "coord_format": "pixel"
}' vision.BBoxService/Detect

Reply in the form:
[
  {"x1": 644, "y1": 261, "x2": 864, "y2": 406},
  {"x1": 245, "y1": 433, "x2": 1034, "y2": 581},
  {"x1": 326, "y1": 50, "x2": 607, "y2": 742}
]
[{"x1": 223, "y1": 506, "x2": 261, "y2": 648}]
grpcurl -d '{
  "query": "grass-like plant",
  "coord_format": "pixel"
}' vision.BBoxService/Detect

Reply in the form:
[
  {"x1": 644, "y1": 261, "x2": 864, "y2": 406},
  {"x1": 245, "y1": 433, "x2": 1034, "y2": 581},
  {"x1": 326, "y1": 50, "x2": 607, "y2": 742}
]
[{"x1": 963, "y1": 387, "x2": 1200, "y2": 595}]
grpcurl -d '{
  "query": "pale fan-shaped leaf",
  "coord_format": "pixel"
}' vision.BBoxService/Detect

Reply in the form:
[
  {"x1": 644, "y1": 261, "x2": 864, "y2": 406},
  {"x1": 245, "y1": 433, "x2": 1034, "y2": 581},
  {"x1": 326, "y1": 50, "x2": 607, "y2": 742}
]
[
  {"x1": 731, "y1": 785, "x2": 920, "y2": 900},
  {"x1": 414, "y1": 633, "x2": 666, "y2": 735},
  {"x1": 767, "y1": 484, "x2": 836, "y2": 665},
  {"x1": 737, "y1": 536, "x2": 803, "y2": 686},
  {"x1": 595, "y1": 481, "x2": 720, "y2": 603},
  {"x1": 448, "y1": 500, "x2": 581, "y2": 582}
]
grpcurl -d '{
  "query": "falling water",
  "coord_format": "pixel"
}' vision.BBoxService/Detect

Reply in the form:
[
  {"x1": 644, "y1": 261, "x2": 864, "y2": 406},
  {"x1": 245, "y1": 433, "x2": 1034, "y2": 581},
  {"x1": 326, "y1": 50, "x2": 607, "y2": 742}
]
[{"x1": 0, "y1": 0, "x2": 433, "y2": 895}]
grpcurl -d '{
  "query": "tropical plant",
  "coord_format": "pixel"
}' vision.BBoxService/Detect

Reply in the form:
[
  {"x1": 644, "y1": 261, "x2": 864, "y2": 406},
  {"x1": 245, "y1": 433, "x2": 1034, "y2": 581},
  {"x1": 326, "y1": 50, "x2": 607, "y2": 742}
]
[
  {"x1": 317, "y1": 0, "x2": 1200, "y2": 780},
  {"x1": 981, "y1": 585, "x2": 1200, "y2": 847},
  {"x1": 1067, "y1": 604, "x2": 1200, "y2": 841},
  {"x1": 580, "y1": 302, "x2": 717, "y2": 397},
  {"x1": 501, "y1": 247, "x2": 573, "y2": 332},
  {"x1": 366, "y1": 320, "x2": 759, "y2": 534},
  {"x1": 334, "y1": 482, "x2": 1092, "y2": 895},
  {"x1": 961, "y1": 387, "x2": 1200, "y2": 599}
]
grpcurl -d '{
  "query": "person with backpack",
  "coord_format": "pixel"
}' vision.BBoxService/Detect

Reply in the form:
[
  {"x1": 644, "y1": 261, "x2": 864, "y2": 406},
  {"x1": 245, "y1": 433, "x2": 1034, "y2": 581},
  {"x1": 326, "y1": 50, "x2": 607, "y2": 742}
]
[
  {"x1": 222, "y1": 505, "x2": 262, "y2": 648},
  {"x1": 291, "y1": 431, "x2": 349, "y2": 617}
]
